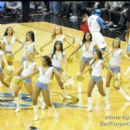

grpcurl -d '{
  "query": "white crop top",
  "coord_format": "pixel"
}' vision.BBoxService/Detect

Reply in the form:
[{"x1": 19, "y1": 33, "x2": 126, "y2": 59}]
[
  {"x1": 52, "y1": 51, "x2": 65, "y2": 68},
  {"x1": 21, "y1": 61, "x2": 36, "y2": 77},
  {"x1": 91, "y1": 60, "x2": 103, "y2": 76},
  {"x1": 52, "y1": 35, "x2": 65, "y2": 47},
  {"x1": 80, "y1": 41, "x2": 96, "y2": 58},
  {"x1": 109, "y1": 48, "x2": 122, "y2": 66},
  {"x1": 2, "y1": 36, "x2": 16, "y2": 52},
  {"x1": 38, "y1": 66, "x2": 54, "y2": 84},
  {"x1": 23, "y1": 41, "x2": 35, "y2": 55}
]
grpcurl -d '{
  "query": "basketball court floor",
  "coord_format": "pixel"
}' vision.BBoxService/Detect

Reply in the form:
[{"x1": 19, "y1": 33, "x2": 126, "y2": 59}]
[{"x1": 0, "y1": 22, "x2": 130, "y2": 130}]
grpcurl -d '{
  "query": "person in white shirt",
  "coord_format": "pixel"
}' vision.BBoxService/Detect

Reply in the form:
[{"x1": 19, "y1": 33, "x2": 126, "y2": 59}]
[
  {"x1": 40, "y1": 25, "x2": 73, "y2": 52},
  {"x1": 1, "y1": 27, "x2": 23, "y2": 54},
  {"x1": 0, "y1": 42, "x2": 9, "y2": 88},
  {"x1": 105, "y1": 38, "x2": 130, "y2": 110},
  {"x1": 80, "y1": 49, "x2": 113, "y2": 112},
  {"x1": 67, "y1": 32, "x2": 96, "y2": 90},
  {"x1": 31, "y1": 55, "x2": 61, "y2": 121},
  {"x1": 51, "y1": 41, "x2": 68, "y2": 97},
  {"x1": 20, "y1": 31, "x2": 39, "y2": 63},
  {"x1": 68, "y1": 33, "x2": 96, "y2": 73},
  {"x1": 87, "y1": 9, "x2": 107, "y2": 53},
  {"x1": 12, "y1": 51, "x2": 37, "y2": 112}
]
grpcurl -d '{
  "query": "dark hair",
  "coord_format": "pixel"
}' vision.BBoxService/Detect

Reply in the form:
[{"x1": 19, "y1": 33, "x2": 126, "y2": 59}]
[
  {"x1": 82, "y1": 32, "x2": 92, "y2": 45},
  {"x1": 4, "y1": 27, "x2": 14, "y2": 36},
  {"x1": 112, "y1": 37, "x2": 121, "y2": 48},
  {"x1": 51, "y1": 41, "x2": 64, "y2": 58},
  {"x1": 95, "y1": 49, "x2": 103, "y2": 59},
  {"x1": 29, "y1": 126, "x2": 38, "y2": 130},
  {"x1": 90, "y1": 49, "x2": 103, "y2": 66},
  {"x1": 42, "y1": 55, "x2": 52, "y2": 67},
  {"x1": 26, "y1": 31, "x2": 35, "y2": 42}
]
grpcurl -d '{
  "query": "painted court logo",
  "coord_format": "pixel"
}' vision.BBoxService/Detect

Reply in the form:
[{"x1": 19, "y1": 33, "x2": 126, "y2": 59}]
[{"x1": 0, "y1": 93, "x2": 81, "y2": 109}]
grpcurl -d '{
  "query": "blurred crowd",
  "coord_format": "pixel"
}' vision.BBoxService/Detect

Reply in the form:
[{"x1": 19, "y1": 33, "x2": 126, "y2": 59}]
[{"x1": 0, "y1": 1, "x2": 129, "y2": 30}]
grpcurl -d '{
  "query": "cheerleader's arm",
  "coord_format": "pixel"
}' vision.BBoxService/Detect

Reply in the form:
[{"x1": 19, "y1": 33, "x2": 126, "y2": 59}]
[
  {"x1": 122, "y1": 50, "x2": 130, "y2": 60},
  {"x1": 13, "y1": 44, "x2": 24, "y2": 56},
  {"x1": 40, "y1": 40, "x2": 52, "y2": 52},
  {"x1": 22, "y1": 68, "x2": 39, "y2": 80},
  {"x1": 103, "y1": 62, "x2": 114, "y2": 76},
  {"x1": 67, "y1": 45, "x2": 81, "y2": 59},
  {"x1": 2, "y1": 54, "x2": 8, "y2": 67}
]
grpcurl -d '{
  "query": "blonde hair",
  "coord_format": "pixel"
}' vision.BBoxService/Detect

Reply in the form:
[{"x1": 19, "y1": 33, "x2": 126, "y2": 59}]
[
  {"x1": 112, "y1": 37, "x2": 121, "y2": 48},
  {"x1": 52, "y1": 26, "x2": 63, "y2": 40}
]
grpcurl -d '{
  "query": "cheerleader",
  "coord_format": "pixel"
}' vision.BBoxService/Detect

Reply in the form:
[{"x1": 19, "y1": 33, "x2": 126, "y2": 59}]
[
  {"x1": 105, "y1": 38, "x2": 130, "y2": 110},
  {"x1": 40, "y1": 25, "x2": 73, "y2": 51},
  {"x1": 21, "y1": 31, "x2": 37, "y2": 63},
  {"x1": 51, "y1": 40, "x2": 70, "y2": 98},
  {"x1": 32, "y1": 55, "x2": 60, "y2": 120},
  {"x1": 12, "y1": 52, "x2": 37, "y2": 112},
  {"x1": 1, "y1": 27, "x2": 23, "y2": 54},
  {"x1": 2, "y1": 52, "x2": 14, "y2": 96},
  {"x1": 80, "y1": 49, "x2": 113, "y2": 112},
  {"x1": 0, "y1": 42, "x2": 9, "y2": 88},
  {"x1": 67, "y1": 32, "x2": 96, "y2": 90}
]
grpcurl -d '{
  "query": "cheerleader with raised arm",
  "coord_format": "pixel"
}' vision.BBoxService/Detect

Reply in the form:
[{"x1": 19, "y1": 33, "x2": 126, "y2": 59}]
[
  {"x1": 105, "y1": 38, "x2": 130, "y2": 110},
  {"x1": 31, "y1": 55, "x2": 61, "y2": 121},
  {"x1": 40, "y1": 25, "x2": 73, "y2": 52},
  {"x1": 1, "y1": 27, "x2": 23, "y2": 55},
  {"x1": 80, "y1": 49, "x2": 113, "y2": 112},
  {"x1": 12, "y1": 52, "x2": 37, "y2": 112},
  {"x1": 67, "y1": 32, "x2": 96, "y2": 90},
  {"x1": 51, "y1": 40, "x2": 71, "y2": 98},
  {"x1": 21, "y1": 31, "x2": 38, "y2": 63}
]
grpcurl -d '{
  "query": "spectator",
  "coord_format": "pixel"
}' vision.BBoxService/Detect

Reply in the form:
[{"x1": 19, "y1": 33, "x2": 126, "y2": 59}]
[
  {"x1": 49, "y1": 1, "x2": 60, "y2": 15},
  {"x1": 69, "y1": 1, "x2": 78, "y2": 21},
  {"x1": 107, "y1": 1, "x2": 124, "y2": 27},
  {"x1": 31, "y1": 1, "x2": 46, "y2": 11},
  {"x1": 6, "y1": 1, "x2": 22, "y2": 16},
  {"x1": 80, "y1": 13, "x2": 90, "y2": 33},
  {"x1": 117, "y1": 2, "x2": 130, "y2": 30},
  {"x1": 0, "y1": 1, "x2": 6, "y2": 18},
  {"x1": 61, "y1": 1, "x2": 71, "y2": 19},
  {"x1": 44, "y1": 1, "x2": 50, "y2": 13}
]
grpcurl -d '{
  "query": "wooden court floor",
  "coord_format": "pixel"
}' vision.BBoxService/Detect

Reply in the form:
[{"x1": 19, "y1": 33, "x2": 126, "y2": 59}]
[{"x1": 0, "y1": 22, "x2": 130, "y2": 130}]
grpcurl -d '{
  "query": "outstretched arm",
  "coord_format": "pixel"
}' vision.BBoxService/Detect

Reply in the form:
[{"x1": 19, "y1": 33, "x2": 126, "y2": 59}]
[
  {"x1": 2, "y1": 54, "x2": 8, "y2": 67},
  {"x1": 67, "y1": 45, "x2": 81, "y2": 59},
  {"x1": 40, "y1": 40, "x2": 52, "y2": 51},
  {"x1": 21, "y1": 68, "x2": 39, "y2": 80},
  {"x1": 122, "y1": 50, "x2": 130, "y2": 60},
  {"x1": 13, "y1": 65, "x2": 23, "y2": 76},
  {"x1": 13, "y1": 43, "x2": 24, "y2": 56},
  {"x1": 53, "y1": 68, "x2": 63, "y2": 80},
  {"x1": 103, "y1": 62, "x2": 114, "y2": 76}
]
